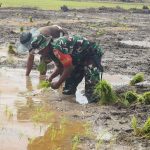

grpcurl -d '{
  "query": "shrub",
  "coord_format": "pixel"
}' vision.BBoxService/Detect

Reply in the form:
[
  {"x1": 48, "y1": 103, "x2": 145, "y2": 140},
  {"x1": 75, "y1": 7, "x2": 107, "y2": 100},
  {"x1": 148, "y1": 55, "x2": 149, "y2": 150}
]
[
  {"x1": 39, "y1": 80, "x2": 51, "y2": 88},
  {"x1": 130, "y1": 73, "x2": 144, "y2": 86},
  {"x1": 125, "y1": 91, "x2": 138, "y2": 103},
  {"x1": 94, "y1": 80, "x2": 116, "y2": 105},
  {"x1": 143, "y1": 92, "x2": 150, "y2": 104}
]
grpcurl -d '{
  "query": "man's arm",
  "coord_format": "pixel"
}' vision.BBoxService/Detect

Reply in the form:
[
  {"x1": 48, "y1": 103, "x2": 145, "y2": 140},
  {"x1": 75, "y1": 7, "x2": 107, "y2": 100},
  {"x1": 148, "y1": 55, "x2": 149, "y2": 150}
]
[
  {"x1": 50, "y1": 50, "x2": 74, "y2": 89},
  {"x1": 26, "y1": 54, "x2": 34, "y2": 76},
  {"x1": 48, "y1": 63, "x2": 63, "y2": 81}
]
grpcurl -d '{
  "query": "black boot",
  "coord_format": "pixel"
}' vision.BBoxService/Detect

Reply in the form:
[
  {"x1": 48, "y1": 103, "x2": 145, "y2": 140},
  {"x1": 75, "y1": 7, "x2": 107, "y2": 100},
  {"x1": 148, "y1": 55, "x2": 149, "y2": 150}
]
[{"x1": 62, "y1": 86, "x2": 76, "y2": 95}]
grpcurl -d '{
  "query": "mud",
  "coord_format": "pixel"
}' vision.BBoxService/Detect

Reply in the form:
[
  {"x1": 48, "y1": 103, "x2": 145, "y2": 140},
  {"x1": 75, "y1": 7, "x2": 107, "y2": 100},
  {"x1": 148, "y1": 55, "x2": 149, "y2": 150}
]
[{"x1": 0, "y1": 7, "x2": 150, "y2": 150}]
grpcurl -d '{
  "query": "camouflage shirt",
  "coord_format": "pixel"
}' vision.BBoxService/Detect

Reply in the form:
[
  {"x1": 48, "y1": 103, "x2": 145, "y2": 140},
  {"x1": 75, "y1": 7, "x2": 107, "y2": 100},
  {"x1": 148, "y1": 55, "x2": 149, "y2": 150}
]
[{"x1": 51, "y1": 35, "x2": 103, "y2": 66}]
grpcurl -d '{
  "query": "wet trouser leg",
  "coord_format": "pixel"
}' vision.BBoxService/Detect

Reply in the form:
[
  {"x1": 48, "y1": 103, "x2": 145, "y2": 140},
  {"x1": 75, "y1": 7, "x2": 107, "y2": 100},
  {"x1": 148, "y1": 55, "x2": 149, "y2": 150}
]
[
  {"x1": 63, "y1": 65, "x2": 84, "y2": 95},
  {"x1": 84, "y1": 56, "x2": 101, "y2": 103}
]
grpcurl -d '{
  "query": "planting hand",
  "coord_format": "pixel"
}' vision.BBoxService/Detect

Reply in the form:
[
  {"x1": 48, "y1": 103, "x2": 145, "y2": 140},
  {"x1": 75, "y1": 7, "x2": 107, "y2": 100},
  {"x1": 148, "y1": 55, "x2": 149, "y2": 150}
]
[{"x1": 51, "y1": 81, "x2": 60, "y2": 89}]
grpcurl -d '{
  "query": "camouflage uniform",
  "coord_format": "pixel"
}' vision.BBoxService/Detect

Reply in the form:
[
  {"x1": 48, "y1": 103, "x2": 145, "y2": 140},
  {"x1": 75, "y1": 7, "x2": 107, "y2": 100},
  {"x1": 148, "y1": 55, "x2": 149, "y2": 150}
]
[{"x1": 51, "y1": 35, "x2": 103, "y2": 103}]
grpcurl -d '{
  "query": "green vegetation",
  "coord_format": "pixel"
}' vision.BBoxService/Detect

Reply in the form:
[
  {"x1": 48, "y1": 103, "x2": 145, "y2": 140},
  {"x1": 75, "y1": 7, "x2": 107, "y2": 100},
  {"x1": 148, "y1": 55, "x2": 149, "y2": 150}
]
[
  {"x1": 143, "y1": 5, "x2": 149, "y2": 10},
  {"x1": 125, "y1": 91, "x2": 138, "y2": 103},
  {"x1": 8, "y1": 43, "x2": 16, "y2": 54},
  {"x1": 131, "y1": 116, "x2": 150, "y2": 139},
  {"x1": 94, "y1": 80, "x2": 116, "y2": 105},
  {"x1": 72, "y1": 135, "x2": 80, "y2": 150},
  {"x1": 29, "y1": 16, "x2": 33, "y2": 22},
  {"x1": 37, "y1": 62, "x2": 47, "y2": 74},
  {"x1": 31, "y1": 107, "x2": 54, "y2": 123},
  {"x1": 143, "y1": 92, "x2": 150, "y2": 104},
  {"x1": 130, "y1": 73, "x2": 144, "y2": 86},
  {"x1": 96, "y1": 29, "x2": 106, "y2": 36},
  {"x1": 0, "y1": 0, "x2": 149, "y2": 10},
  {"x1": 20, "y1": 26, "x2": 24, "y2": 32},
  {"x1": 38, "y1": 80, "x2": 51, "y2": 88}
]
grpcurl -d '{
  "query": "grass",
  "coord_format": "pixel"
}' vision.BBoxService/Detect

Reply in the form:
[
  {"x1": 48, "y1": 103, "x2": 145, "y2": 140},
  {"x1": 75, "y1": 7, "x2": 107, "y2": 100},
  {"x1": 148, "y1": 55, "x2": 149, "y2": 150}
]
[
  {"x1": 0, "y1": 0, "x2": 149, "y2": 10},
  {"x1": 131, "y1": 116, "x2": 150, "y2": 139},
  {"x1": 130, "y1": 72, "x2": 144, "y2": 86},
  {"x1": 94, "y1": 80, "x2": 116, "y2": 105}
]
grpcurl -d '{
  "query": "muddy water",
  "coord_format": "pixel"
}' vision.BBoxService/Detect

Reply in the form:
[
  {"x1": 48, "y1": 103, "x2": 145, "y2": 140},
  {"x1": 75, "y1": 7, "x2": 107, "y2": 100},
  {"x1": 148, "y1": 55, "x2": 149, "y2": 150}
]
[{"x1": 0, "y1": 68, "x2": 90, "y2": 150}]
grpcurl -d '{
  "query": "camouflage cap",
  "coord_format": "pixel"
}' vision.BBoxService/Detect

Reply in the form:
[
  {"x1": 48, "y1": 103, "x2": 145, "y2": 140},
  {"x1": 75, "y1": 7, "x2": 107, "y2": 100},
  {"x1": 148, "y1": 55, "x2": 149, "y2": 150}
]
[{"x1": 16, "y1": 28, "x2": 52, "y2": 54}]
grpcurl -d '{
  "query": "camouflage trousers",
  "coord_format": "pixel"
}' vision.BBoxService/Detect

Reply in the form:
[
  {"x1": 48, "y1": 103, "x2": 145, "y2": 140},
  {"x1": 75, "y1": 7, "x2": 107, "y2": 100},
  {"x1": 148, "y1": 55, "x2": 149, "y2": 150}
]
[{"x1": 64, "y1": 53, "x2": 103, "y2": 103}]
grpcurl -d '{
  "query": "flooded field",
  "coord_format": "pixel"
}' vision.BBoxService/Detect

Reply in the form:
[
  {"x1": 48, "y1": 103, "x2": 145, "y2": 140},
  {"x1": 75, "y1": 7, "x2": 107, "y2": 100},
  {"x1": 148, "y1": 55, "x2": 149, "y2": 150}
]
[{"x1": 0, "y1": 7, "x2": 150, "y2": 150}]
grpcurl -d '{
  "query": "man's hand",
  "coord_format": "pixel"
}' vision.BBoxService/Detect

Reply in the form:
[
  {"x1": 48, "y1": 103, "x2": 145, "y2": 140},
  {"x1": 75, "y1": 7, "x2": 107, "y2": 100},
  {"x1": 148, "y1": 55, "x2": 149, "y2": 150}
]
[{"x1": 51, "y1": 81, "x2": 60, "y2": 89}]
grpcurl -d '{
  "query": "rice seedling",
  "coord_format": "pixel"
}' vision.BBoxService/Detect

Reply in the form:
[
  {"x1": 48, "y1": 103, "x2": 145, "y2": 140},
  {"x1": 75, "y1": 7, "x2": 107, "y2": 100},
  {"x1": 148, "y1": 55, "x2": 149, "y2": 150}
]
[
  {"x1": 37, "y1": 62, "x2": 47, "y2": 75},
  {"x1": 4, "y1": 105, "x2": 13, "y2": 119},
  {"x1": 137, "y1": 95, "x2": 145, "y2": 103},
  {"x1": 96, "y1": 29, "x2": 106, "y2": 36},
  {"x1": 131, "y1": 116, "x2": 150, "y2": 139},
  {"x1": 38, "y1": 80, "x2": 51, "y2": 89},
  {"x1": 72, "y1": 135, "x2": 80, "y2": 150},
  {"x1": 130, "y1": 72, "x2": 144, "y2": 86},
  {"x1": 46, "y1": 21, "x2": 50, "y2": 26},
  {"x1": 29, "y1": 16, "x2": 33, "y2": 22},
  {"x1": 31, "y1": 107, "x2": 54, "y2": 123},
  {"x1": 20, "y1": 26, "x2": 24, "y2": 32},
  {"x1": 8, "y1": 43, "x2": 16, "y2": 54},
  {"x1": 125, "y1": 91, "x2": 138, "y2": 103},
  {"x1": 143, "y1": 92, "x2": 150, "y2": 104},
  {"x1": 94, "y1": 80, "x2": 116, "y2": 105}
]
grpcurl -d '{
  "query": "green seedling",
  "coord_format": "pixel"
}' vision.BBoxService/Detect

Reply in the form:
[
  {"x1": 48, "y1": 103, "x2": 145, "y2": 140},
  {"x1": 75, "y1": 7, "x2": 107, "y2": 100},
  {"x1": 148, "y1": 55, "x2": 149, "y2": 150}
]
[
  {"x1": 37, "y1": 62, "x2": 47, "y2": 74},
  {"x1": 143, "y1": 5, "x2": 149, "y2": 10},
  {"x1": 46, "y1": 21, "x2": 50, "y2": 26},
  {"x1": 39, "y1": 80, "x2": 51, "y2": 89},
  {"x1": 131, "y1": 116, "x2": 138, "y2": 133},
  {"x1": 72, "y1": 135, "x2": 80, "y2": 150},
  {"x1": 94, "y1": 80, "x2": 116, "y2": 105},
  {"x1": 131, "y1": 116, "x2": 150, "y2": 139},
  {"x1": 143, "y1": 118, "x2": 150, "y2": 134},
  {"x1": 96, "y1": 29, "x2": 106, "y2": 36},
  {"x1": 137, "y1": 95, "x2": 145, "y2": 103},
  {"x1": 130, "y1": 72, "x2": 144, "y2": 86},
  {"x1": 143, "y1": 92, "x2": 150, "y2": 104},
  {"x1": 20, "y1": 26, "x2": 24, "y2": 32},
  {"x1": 29, "y1": 16, "x2": 33, "y2": 22},
  {"x1": 4, "y1": 105, "x2": 13, "y2": 119},
  {"x1": 125, "y1": 91, "x2": 138, "y2": 103},
  {"x1": 31, "y1": 107, "x2": 53, "y2": 123},
  {"x1": 8, "y1": 44, "x2": 16, "y2": 54}
]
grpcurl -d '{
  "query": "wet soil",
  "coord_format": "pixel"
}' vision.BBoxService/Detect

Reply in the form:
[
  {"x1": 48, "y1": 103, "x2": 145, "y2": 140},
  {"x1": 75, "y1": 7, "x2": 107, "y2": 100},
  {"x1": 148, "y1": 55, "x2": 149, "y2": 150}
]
[{"x1": 0, "y1": 7, "x2": 150, "y2": 150}]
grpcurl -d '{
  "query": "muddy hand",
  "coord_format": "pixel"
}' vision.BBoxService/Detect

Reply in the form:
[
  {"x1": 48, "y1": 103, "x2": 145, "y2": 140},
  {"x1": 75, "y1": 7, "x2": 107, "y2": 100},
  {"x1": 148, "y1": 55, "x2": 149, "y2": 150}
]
[{"x1": 51, "y1": 81, "x2": 60, "y2": 89}]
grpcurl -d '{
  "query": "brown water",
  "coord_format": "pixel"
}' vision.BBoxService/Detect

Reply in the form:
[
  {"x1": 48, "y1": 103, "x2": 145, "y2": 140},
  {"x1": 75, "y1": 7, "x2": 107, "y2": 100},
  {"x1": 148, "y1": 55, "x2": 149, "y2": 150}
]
[{"x1": 0, "y1": 68, "x2": 89, "y2": 150}]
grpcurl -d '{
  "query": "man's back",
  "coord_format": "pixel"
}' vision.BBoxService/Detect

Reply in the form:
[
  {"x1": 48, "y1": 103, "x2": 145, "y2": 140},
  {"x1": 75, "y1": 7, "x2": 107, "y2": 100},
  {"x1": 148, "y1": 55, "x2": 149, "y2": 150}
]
[{"x1": 38, "y1": 25, "x2": 68, "y2": 38}]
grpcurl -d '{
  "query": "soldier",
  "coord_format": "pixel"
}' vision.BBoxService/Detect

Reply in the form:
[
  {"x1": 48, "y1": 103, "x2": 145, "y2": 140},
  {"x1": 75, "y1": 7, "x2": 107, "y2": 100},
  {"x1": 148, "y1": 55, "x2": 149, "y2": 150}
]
[
  {"x1": 17, "y1": 25, "x2": 68, "y2": 76},
  {"x1": 18, "y1": 33, "x2": 103, "y2": 103}
]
